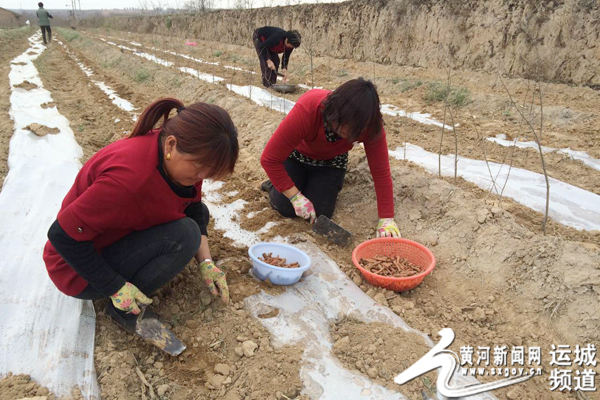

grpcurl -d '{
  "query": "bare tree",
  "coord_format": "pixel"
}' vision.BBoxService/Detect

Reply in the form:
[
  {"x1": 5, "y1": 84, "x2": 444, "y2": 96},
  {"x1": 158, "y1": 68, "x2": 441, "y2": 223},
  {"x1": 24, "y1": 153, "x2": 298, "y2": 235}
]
[
  {"x1": 438, "y1": 68, "x2": 450, "y2": 178},
  {"x1": 234, "y1": 0, "x2": 254, "y2": 8},
  {"x1": 149, "y1": 0, "x2": 164, "y2": 13},
  {"x1": 499, "y1": 74, "x2": 550, "y2": 234},
  {"x1": 302, "y1": 7, "x2": 316, "y2": 88},
  {"x1": 184, "y1": 0, "x2": 214, "y2": 12}
]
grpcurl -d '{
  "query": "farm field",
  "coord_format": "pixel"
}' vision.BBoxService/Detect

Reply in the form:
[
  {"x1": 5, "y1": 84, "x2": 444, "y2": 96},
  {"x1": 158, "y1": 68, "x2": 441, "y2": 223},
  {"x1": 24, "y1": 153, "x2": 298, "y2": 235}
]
[{"x1": 1, "y1": 5, "x2": 599, "y2": 399}]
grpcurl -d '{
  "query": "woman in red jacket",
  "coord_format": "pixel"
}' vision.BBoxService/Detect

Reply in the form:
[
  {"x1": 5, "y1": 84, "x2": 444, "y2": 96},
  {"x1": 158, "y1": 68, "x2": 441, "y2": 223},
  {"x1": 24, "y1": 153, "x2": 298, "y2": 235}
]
[
  {"x1": 44, "y1": 98, "x2": 238, "y2": 338},
  {"x1": 260, "y1": 78, "x2": 400, "y2": 237}
]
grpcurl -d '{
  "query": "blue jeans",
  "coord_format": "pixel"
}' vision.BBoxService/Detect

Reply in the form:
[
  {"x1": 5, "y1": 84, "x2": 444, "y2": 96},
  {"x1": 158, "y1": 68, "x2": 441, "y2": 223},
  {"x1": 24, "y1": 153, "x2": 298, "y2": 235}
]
[{"x1": 73, "y1": 209, "x2": 206, "y2": 300}]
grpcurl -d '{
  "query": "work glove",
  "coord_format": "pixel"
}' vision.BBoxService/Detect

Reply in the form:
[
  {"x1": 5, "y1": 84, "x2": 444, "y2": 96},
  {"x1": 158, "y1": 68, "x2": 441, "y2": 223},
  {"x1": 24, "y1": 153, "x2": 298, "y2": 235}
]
[
  {"x1": 290, "y1": 192, "x2": 316, "y2": 224},
  {"x1": 376, "y1": 218, "x2": 401, "y2": 238},
  {"x1": 200, "y1": 260, "x2": 229, "y2": 304},
  {"x1": 110, "y1": 282, "x2": 152, "y2": 315}
]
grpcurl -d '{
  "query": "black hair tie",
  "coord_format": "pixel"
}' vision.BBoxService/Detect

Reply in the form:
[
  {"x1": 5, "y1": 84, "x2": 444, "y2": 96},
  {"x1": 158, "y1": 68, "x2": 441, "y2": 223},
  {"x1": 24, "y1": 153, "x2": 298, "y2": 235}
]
[{"x1": 177, "y1": 106, "x2": 186, "y2": 114}]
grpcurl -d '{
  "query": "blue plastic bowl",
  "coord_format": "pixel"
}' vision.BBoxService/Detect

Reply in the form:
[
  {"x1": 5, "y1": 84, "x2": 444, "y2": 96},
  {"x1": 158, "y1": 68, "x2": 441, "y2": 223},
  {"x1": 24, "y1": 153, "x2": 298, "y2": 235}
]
[{"x1": 248, "y1": 242, "x2": 311, "y2": 285}]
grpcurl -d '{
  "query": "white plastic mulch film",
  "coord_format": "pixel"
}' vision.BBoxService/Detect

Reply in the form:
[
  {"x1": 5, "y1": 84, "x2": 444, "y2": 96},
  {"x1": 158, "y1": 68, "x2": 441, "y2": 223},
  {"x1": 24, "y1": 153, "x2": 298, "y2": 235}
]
[
  {"x1": 246, "y1": 240, "x2": 498, "y2": 400},
  {"x1": 389, "y1": 144, "x2": 600, "y2": 232},
  {"x1": 0, "y1": 34, "x2": 99, "y2": 399}
]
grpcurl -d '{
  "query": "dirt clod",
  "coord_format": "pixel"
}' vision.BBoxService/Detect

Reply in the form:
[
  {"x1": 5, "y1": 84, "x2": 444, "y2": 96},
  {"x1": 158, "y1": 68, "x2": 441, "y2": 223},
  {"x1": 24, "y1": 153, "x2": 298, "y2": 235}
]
[
  {"x1": 156, "y1": 384, "x2": 169, "y2": 396},
  {"x1": 373, "y1": 293, "x2": 389, "y2": 307},
  {"x1": 241, "y1": 340, "x2": 258, "y2": 357},
  {"x1": 214, "y1": 363, "x2": 231, "y2": 376},
  {"x1": 206, "y1": 374, "x2": 226, "y2": 389},
  {"x1": 476, "y1": 208, "x2": 489, "y2": 224},
  {"x1": 366, "y1": 367, "x2": 378, "y2": 378},
  {"x1": 332, "y1": 335, "x2": 350, "y2": 352},
  {"x1": 24, "y1": 123, "x2": 59, "y2": 137},
  {"x1": 14, "y1": 81, "x2": 38, "y2": 90}
]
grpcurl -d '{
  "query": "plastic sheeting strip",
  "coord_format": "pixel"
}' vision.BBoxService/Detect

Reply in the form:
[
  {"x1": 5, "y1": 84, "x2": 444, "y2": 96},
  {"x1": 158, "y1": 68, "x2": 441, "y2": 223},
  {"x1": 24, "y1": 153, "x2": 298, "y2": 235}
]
[{"x1": 0, "y1": 33, "x2": 99, "y2": 399}]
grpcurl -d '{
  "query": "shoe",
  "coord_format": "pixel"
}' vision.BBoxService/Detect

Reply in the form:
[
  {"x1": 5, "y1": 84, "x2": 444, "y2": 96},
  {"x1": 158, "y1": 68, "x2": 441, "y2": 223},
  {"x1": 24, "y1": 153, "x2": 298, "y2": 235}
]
[
  {"x1": 260, "y1": 180, "x2": 273, "y2": 192},
  {"x1": 104, "y1": 302, "x2": 159, "y2": 334},
  {"x1": 105, "y1": 303, "x2": 186, "y2": 356}
]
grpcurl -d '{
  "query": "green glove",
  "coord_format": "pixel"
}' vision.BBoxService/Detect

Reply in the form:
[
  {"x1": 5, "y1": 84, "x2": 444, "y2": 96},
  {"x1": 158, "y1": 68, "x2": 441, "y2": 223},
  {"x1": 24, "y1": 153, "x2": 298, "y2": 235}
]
[
  {"x1": 199, "y1": 260, "x2": 229, "y2": 304},
  {"x1": 110, "y1": 282, "x2": 152, "y2": 315},
  {"x1": 376, "y1": 218, "x2": 401, "y2": 238}
]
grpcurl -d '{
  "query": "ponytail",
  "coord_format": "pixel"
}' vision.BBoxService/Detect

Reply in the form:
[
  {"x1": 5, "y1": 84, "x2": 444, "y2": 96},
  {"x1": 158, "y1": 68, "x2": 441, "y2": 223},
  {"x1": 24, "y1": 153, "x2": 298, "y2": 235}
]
[
  {"x1": 127, "y1": 97, "x2": 239, "y2": 180},
  {"x1": 129, "y1": 98, "x2": 184, "y2": 138}
]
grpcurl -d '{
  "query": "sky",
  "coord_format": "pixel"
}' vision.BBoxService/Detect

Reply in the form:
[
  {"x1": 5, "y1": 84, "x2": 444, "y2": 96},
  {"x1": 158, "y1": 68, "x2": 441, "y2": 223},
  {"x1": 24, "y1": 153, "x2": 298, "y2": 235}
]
[{"x1": 1, "y1": 0, "x2": 344, "y2": 10}]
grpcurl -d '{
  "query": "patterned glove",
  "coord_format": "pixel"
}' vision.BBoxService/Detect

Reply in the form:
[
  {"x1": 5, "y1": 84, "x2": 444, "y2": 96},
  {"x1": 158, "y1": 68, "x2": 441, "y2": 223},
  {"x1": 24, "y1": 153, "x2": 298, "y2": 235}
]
[
  {"x1": 376, "y1": 218, "x2": 401, "y2": 238},
  {"x1": 110, "y1": 282, "x2": 152, "y2": 315},
  {"x1": 290, "y1": 192, "x2": 317, "y2": 223},
  {"x1": 200, "y1": 260, "x2": 229, "y2": 304}
]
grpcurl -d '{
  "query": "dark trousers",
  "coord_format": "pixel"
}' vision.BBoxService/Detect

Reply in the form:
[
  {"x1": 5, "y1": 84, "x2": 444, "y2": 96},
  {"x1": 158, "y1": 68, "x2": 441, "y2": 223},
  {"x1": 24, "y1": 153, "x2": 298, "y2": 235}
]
[
  {"x1": 269, "y1": 158, "x2": 346, "y2": 219},
  {"x1": 41, "y1": 26, "x2": 52, "y2": 44},
  {"x1": 73, "y1": 206, "x2": 208, "y2": 300},
  {"x1": 253, "y1": 31, "x2": 280, "y2": 87}
]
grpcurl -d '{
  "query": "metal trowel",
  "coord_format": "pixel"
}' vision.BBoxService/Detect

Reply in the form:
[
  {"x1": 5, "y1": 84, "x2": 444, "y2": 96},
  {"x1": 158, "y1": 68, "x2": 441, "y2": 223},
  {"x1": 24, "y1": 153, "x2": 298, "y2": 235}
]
[
  {"x1": 135, "y1": 306, "x2": 186, "y2": 356},
  {"x1": 312, "y1": 215, "x2": 352, "y2": 247}
]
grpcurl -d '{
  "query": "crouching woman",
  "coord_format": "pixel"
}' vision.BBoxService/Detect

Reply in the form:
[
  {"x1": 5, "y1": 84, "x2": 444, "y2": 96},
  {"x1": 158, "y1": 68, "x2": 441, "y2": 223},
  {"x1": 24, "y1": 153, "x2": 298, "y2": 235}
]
[
  {"x1": 260, "y1": 78, "x2": 401, "y2": 238},
  {"x1": 43, "y1": 98, "x2": 238, "y2": 336}
]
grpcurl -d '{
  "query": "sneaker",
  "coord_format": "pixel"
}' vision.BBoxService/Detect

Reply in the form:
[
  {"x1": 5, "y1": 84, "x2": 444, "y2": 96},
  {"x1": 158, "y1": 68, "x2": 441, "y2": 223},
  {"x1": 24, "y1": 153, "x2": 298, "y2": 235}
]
[{"x1": 260, "y1": 180, "x2": 273, "y2": 192}]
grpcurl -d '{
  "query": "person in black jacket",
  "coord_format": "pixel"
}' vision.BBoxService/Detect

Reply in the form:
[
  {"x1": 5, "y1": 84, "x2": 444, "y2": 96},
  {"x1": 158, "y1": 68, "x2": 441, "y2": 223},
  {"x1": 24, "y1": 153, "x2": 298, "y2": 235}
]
[{"x1": 253, "y1": 26, "x2": 301, "y2": 88}]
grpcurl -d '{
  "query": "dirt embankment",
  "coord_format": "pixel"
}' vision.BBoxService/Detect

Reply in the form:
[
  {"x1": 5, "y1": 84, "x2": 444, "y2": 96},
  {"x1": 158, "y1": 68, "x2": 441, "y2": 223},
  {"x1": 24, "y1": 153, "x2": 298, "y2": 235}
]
[{"x1": 82, "y1": 0, "x2": 600, "y2": 85}]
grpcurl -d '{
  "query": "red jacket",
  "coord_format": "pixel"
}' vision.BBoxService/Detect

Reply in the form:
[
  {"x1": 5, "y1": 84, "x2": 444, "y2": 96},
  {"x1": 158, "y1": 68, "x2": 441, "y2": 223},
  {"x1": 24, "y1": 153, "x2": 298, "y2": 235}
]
[
  {"x1": 260, "y1": 89, "x2": 394, "y2": 218},
  {"x1": 260, "y1": 36, "x2": 285, "y2": 53},
  {"x1": 43, "y1": 130, "x2": 202, "y2": 296}
]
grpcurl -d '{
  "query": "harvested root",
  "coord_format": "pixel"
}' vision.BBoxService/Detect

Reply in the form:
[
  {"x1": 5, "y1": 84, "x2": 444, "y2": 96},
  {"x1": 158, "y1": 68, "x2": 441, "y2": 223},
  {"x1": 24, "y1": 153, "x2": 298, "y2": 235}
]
[
  {"x1": 359, "y1": 255, "x2": 421, "y2": 277},
  {"x1": 259, "y1": 253, "x2": 300, "y2": 268}
]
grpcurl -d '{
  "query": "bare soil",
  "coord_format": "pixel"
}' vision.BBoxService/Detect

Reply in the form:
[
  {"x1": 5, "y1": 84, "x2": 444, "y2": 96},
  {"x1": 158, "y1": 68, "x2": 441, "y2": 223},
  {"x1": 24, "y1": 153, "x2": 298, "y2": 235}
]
[
  {"x1": 331, "y1": 318, "x2": 437, "y2": 398},
  {"x1": 0, "y1": 373, "x2": 83, "y2": 400}
]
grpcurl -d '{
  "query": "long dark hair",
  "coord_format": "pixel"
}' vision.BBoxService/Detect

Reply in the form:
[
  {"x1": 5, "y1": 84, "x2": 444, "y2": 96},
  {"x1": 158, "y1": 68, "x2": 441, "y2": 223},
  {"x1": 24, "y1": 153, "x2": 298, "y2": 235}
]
[
  {"x1": 321, "y1": 78, "x2": 383, "y2": 142},
  {"x1": 287, "y1": 30, "x2": 301, "y2": 47},
  {"x1": 129, "y1": 98, "x2": 239, "y2": 179}
]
